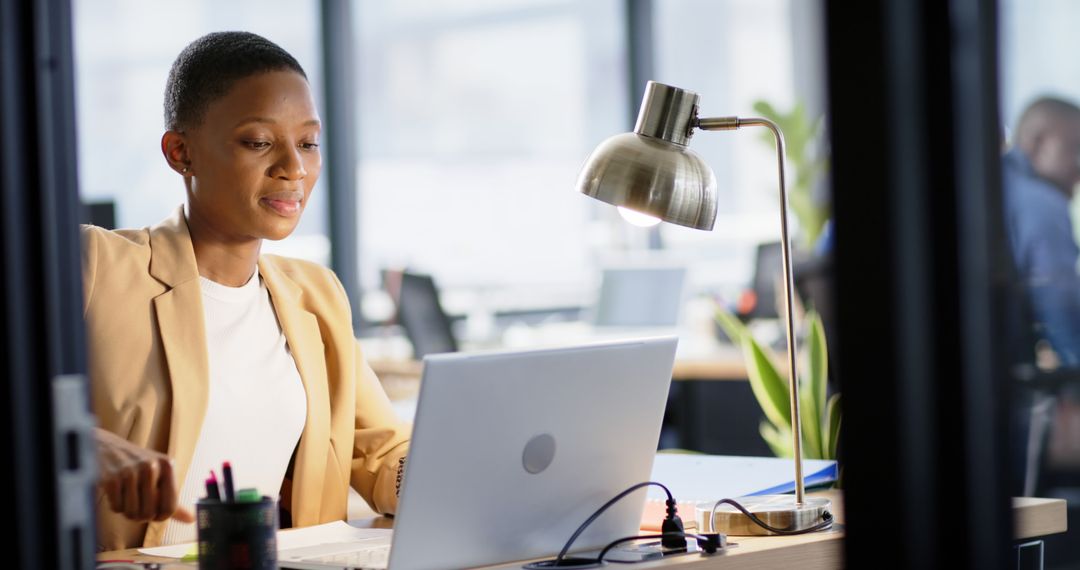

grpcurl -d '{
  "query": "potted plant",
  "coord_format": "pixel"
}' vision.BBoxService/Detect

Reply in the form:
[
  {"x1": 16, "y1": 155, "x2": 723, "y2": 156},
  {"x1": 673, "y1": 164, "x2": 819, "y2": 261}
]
[{"x1": 715, "y1": 307, "x2": 841, "y2": 461}]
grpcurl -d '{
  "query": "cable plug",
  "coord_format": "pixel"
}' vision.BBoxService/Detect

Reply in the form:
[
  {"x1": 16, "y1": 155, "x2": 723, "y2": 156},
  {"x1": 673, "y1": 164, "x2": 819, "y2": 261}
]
[
  {"x1": 660, "y1": 498, "x2": 686, "y2": 549},
  {"x1": 695, "y1": 533, "x2": 724, "y2": 554}
]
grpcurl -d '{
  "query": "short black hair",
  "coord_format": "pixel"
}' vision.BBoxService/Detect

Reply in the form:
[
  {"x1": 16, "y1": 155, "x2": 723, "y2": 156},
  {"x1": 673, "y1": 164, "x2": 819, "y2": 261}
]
[
  {"x1": 164, "y1": 31, "x2": 307, "y2": 131},
  {"x1": 1018, "y1": 96, "x2": 1080, "y2": 132}
]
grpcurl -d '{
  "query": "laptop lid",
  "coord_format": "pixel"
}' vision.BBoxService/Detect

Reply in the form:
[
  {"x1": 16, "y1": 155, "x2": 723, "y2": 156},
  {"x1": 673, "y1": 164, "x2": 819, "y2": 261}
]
[{"x1": 388, "y1": 337, "x2": 678, "y2": 570}]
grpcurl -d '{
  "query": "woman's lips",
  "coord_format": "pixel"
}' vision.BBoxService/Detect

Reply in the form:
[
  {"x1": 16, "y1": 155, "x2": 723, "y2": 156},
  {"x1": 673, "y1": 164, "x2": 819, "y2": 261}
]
[{"x1": 261, "y1": 197, "x2": 301, "y2": 216}]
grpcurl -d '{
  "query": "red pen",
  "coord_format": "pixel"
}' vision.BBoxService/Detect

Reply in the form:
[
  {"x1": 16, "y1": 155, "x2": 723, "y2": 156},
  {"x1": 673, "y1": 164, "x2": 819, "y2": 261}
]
[{"x1": 205, "y1": 470, "x2": 221, "y2": 501}]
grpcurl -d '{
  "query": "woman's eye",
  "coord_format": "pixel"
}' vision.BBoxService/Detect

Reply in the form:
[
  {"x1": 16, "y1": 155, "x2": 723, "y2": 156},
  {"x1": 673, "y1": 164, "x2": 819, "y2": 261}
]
[
  {"x1": 245, "y1": 140, "x2": 271, "y2": 150},
  {"x1": 301, "y1": 142, "x2": 320, "y2": 151}
]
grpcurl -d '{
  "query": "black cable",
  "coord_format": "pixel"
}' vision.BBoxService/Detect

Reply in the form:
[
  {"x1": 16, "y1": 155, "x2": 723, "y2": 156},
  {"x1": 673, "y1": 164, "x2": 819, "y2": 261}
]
[
  {"x1": 553, "y1": 481, "x2": 674, "y2": 564},
  {"x1": 596, "y1": 532, "x2": 722, "y2": 563},
  {"x1": 709, "y1": 498, "x2": 833, "y2": 535}
]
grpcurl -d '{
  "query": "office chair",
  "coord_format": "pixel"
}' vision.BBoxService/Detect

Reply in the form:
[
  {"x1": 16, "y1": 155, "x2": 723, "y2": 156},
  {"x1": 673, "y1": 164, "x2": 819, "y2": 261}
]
[
  {"x1": 385, "y1": 270, "x2": 458, "y2": 359},
  {"x1": 997, "y1": 219, "x2": 1080, "y2": 497},
  {"x1": 737, "y1": 241, "x2": 784, "y2": 320},
  {"x1": 792, "y1": 252, "x2": 840, "y2": 390}
]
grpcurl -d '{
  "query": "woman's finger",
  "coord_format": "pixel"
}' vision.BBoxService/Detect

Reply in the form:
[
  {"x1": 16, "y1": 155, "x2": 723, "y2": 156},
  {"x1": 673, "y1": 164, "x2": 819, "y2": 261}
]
[
  {"x1": 122, "y1": 467, "x2": 141, "y2": 521},
  {"x1": 155, "y1": 459, "x2": 181, "y2": 522},
  {"x1": 102, "y1": 476, "x2": 124, "y2": 514},
  {"x1": 138, "y1": 460, "x2": 160, "y2": 521}
]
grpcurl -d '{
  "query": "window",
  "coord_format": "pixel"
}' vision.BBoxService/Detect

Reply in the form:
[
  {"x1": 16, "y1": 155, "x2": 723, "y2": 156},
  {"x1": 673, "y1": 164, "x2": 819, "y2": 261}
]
[
  {"x1": 652, "y1": 0, "x2": 825, "y2": 293},
  {"x1": 353, "y1": 0, "x2": 826, "y2": 314},
  {"x1": 353, "y1": 0, "x2": 628, "y2": 306}
]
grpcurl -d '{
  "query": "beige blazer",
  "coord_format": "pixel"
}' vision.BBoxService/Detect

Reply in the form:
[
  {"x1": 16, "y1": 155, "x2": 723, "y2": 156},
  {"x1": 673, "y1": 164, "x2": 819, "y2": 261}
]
[{"x1": 82, "y1": 207, "x2": 410, "y2": 551}]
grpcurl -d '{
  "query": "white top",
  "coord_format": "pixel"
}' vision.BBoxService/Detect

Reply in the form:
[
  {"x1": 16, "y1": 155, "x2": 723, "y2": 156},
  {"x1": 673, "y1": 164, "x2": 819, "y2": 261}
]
[{"x1": 162, "y1": 270, "x2": 307, "y2": 545}]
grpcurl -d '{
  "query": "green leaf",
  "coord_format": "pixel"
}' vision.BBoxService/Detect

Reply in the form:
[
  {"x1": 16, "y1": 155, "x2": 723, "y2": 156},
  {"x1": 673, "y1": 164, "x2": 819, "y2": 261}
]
[
  {"x1": 806, "y1": 311, "x2": 828, "y2": 454},
  {"x1": 714, "y1": 305, "x2": 750, "y2": 345},
  {"x1": 749, "y1": 97, "x2": 830, "y2": 249},
  {"x1": 752, "y1": 100, "x2": 780, "y2": 120},
  {"x1": 760, "y1": 420, "x2": 793, "y2": 458},
  {"x1": 824, "y1": 393, "x2": 842, "y2": 460},
  {"x1": 741, "y1": 335, "x2": 791, "y2": 430},
  {"x1": 799, "y1": 385, "x2": 822, "y2": 459}
]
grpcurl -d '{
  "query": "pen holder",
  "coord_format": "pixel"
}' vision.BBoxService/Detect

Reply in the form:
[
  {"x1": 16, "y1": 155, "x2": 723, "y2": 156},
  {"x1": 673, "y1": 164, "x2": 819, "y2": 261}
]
[{"x1": 196, "y1": 496, "x2": 278, "y2": 570}]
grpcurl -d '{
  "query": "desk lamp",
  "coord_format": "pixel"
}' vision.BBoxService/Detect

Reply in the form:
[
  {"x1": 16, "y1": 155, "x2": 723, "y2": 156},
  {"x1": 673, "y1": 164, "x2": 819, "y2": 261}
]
[{"x1": 576, "y1": 81, "x2": 830, "y2": 535}]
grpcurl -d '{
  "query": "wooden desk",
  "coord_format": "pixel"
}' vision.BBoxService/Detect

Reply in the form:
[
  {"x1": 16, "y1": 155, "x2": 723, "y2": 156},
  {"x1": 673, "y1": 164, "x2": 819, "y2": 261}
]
[
  {"x1": 370, "y1": 355, "x2": 753, "y2": 405},
  {"x1": 363, "y1": 324, "x2": 768, "y2": 388},
  {"x1": 97, "y1": 491, "x2": 1067, "y2": 569},
  {"x1": 369, "y1": 342, "x2": 755, "y2": 403},
  {"x1": 371, "y1": 352, "x2": 753, "y2": 383}
]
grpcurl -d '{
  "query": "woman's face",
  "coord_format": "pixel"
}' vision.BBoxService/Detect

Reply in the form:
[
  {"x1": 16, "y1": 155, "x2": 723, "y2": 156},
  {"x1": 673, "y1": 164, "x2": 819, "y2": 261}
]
[{"x1": 181, "y1": 70, "x2": 322, "y2": 241}]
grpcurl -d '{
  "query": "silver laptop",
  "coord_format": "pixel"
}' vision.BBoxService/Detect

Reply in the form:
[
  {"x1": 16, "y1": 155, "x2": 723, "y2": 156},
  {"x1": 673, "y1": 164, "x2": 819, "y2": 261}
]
[{"x1": 281, "y1": 336, "x2": 677, "y2": 570}]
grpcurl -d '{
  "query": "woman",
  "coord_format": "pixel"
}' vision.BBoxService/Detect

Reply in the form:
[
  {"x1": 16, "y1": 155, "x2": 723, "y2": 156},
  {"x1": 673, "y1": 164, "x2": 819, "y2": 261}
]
[{"x1": 86, "y1": 31, "x2": 409, "y2": 550}]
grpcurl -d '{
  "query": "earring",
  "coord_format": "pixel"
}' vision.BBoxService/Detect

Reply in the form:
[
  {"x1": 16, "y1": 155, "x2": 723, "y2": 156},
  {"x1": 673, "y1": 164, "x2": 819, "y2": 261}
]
[{"x1": 180, "y1": 166, "x2": 190, "y2": 174}]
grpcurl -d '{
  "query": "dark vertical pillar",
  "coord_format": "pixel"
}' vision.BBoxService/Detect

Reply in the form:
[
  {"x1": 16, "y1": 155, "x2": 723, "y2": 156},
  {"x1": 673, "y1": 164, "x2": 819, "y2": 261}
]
[
  {"x1": 0, "y1": 0, "x2": 95, "y2": 567},
  {"x1": 321, "y1": 0, "x2": 363, "y2": 330},
  {"x1": 825, "y1": 0, "x2": 1011, "y2": 567}
]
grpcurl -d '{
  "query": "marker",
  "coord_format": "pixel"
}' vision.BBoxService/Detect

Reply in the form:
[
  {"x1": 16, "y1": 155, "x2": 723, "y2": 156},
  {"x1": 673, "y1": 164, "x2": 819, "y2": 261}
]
[
  {"x1": 222, "y1": 461, "x2": 235, "y2": 503},
  {"x1": 205, "y1": 470, "x2": 221, "y2": 501},
  {"x1": 236, "y1": 488, "x2": 261, "y2": 503}
]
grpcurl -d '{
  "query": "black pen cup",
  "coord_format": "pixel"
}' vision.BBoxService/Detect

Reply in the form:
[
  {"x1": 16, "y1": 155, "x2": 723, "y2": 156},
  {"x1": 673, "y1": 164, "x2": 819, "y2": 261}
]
[{"x1": 196, "y1": 496, "x2": 278, "y2": 570}]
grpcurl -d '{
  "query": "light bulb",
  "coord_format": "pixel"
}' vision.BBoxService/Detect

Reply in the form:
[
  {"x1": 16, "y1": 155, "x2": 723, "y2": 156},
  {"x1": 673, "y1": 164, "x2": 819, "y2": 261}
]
[{"x1": 618, "y1": 206, "x2": 662, "y2": 227}]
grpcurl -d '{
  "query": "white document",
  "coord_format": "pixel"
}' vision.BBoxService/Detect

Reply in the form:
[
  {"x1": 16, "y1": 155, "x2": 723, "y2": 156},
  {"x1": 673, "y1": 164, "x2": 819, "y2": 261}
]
[
  {"x1": 646, "y1": 453, "x2": 838, "y2": 501},
  {"x1": 137, "y1": 521, "x2": 392, "y2": 559}
]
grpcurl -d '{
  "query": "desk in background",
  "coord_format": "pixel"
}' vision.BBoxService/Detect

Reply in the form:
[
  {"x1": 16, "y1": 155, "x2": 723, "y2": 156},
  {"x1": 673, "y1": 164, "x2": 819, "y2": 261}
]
[
  {"x1": 364, "y1": 325, "x2": 782, "y2": 455},
  {"x1": 96, "y1": 490, "x2": 1067, "y2": 569},
  {"x1": 365, "y1": 326, "x2": 758, "y2": 399}
]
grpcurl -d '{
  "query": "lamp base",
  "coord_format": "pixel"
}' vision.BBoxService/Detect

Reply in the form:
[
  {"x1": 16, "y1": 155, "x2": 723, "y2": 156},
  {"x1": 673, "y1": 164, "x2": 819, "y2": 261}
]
[{"x1": 694, "y1": 495, "x2": 832, "y2": 536}]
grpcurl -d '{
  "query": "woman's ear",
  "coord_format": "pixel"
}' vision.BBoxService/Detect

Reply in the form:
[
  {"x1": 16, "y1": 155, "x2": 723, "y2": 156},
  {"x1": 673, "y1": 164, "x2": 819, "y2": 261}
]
[{"x1": 161, "y1": 131, "x2": 192, "y2": 176}]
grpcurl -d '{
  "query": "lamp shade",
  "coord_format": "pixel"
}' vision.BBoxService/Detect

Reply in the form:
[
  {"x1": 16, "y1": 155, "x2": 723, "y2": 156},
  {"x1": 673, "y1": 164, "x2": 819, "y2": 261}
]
[{"x1": 575, "y1": 82, "x2": 718, "y2": 231}]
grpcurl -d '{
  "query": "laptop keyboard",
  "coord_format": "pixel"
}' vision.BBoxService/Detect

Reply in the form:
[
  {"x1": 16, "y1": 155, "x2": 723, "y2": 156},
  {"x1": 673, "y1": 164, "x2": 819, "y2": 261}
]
[{"x1": 279, "y1": 536, "x2": 392, "y2": 569}]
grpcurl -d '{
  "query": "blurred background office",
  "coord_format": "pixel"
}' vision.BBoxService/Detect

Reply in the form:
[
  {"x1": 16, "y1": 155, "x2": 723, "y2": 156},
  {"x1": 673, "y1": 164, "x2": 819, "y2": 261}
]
[
  {"x1": 72, "y1": 0, "x2": 828, "y2": 348},
  {"x1": 66, "y1": 0, "x2": 1080, "y2": 565}
]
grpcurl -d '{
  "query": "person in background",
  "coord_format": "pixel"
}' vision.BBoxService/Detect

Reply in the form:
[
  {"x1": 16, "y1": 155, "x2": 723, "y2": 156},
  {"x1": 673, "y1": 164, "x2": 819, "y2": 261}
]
[
  {"x1": 86, "y1": 31, "x2": 410, "y2": 550},
  {"x1": 1003, "y1": 97, "x2": 1080, "y2": 366},
  {"x1": 1002, "y1": 96, "x2": 1080, "y2": 494}
]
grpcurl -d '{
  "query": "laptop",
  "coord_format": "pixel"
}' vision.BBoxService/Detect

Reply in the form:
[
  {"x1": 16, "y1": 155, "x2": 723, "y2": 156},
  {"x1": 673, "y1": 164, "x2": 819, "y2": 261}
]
[{"x1": 280, "y1": 336, "x2": 678, "y2": 570}]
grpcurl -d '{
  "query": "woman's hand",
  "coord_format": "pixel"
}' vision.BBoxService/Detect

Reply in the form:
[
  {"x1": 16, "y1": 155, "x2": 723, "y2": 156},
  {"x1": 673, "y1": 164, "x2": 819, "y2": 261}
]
[{"x1": 95, "y1": 427, "x2": 195, "y2": 523}]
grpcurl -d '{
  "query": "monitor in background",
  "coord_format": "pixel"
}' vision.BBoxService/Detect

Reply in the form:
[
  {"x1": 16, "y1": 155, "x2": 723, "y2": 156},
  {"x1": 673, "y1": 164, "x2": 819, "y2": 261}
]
[
  {"x1": 386, "y1": 270, "x2": 458, "y2": 359},
  {"x1": 591, "y1": 265, "x2": 687, "y2": 328},
  {"x1": 81, "y1": 200, "x2": 116, "y2": 229},
  {"x1": 743, "y1": 241, "x2": 783, "y2": 320}
]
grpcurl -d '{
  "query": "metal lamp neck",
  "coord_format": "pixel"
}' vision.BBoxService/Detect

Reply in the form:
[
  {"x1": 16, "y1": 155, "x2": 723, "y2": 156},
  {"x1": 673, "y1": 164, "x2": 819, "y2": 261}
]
[{"x1": 633, "y1": 82, "x2": 700, "y2": 146}]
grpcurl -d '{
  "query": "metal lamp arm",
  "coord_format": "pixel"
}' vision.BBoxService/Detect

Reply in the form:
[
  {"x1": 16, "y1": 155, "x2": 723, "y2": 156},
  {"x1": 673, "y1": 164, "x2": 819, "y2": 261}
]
[{"x1": 695, "y1": 115, "x2": 805, "y2": 505}]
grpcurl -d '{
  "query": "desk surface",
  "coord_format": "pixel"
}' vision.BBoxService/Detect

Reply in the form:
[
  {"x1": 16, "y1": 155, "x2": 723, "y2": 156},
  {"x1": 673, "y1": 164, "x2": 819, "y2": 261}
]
[{"x1": 97, "y1": 491, "x2": 1067, "y2": 569}]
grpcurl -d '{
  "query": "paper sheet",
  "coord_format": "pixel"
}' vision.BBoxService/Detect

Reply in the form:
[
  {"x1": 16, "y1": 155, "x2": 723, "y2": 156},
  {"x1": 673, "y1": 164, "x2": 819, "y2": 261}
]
[
  {"x1": 137, "y1": 521, "x2": 393, "y2": 559},
  {"x1": 646, "y1": 453, "x2": 837, "y2": 501}
]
